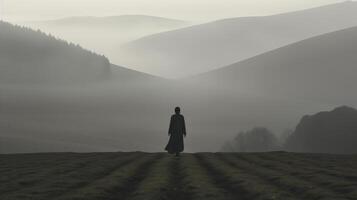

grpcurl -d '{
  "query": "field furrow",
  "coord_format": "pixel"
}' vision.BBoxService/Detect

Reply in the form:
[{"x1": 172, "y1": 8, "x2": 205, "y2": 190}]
[
  {"x1": 220, "y1": 153, "x2": 351, "y2": 200},
  {"x1": 0, "y1": 153, "x2": 98, "y2": 183},
  {"x1": 165, "y1": 155, "x2": 193, "y2": 200},
  {"x1": 183, "y1": 154, "x2": 235, "y2": 200},
  {"x1": 126, "y1": 154, "x2": 172, "y2": 200},
  {"x1": 259, "y1": 152, "x2": 357, "y2": 179},
  {"x1": 127, "y1": 154, "x2": 195, "y2": 200},
  {"x1": 0, "y1": 153, "x2": 120, "y2": 195},
  {"x1": 196, "y1": 153, "x2": 303, "y2": 200},
  {"x1": 0, "y1": 152, "x2": 142, "y2": 200},
  {"x1": 54, "y1": 153, "x2": 163, "y2": 200},
  {"x1": 241, "y1": 153, "x2": 357, "y2": 198},
  {"x1": 1, "y1": 152, "x2": 356, "y2": 200},
  {"x1": 194, "y1": 154, "x2": 247, "y2": 199}
]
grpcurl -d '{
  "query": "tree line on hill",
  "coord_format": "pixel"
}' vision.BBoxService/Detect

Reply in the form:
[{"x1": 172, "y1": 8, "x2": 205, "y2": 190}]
[{"x1": 0, "y1": 21, "x2": 111, "y2": 84}]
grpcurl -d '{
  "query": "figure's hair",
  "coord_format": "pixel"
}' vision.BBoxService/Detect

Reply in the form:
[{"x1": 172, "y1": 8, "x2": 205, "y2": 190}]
[{"x1": 175, "y1": 107, "x2": 181, "y2": 114}]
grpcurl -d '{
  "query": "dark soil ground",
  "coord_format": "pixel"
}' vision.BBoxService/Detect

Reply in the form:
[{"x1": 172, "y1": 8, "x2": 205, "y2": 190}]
[{"x1": 1, "y1": 152, "x2": 357, "y2": 200}]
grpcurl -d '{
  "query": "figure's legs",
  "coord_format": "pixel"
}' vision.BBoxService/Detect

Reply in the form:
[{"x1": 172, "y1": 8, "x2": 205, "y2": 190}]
[{"x1": 175, "y1": 152, "x2": 180, "y2": 157}]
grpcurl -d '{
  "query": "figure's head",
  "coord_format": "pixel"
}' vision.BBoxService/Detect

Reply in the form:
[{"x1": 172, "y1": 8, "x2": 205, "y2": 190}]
[{"x1": 175, "y1": 107, "x2": 181, "y2": 114}]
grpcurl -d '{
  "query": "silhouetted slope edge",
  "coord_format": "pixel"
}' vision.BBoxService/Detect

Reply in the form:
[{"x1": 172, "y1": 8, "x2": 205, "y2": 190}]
[
  {"x1": 110, "y1": 64, "x2": 167, "y2": 82},
  {"x1": 286, "y1": 106, "x2": 357, "y2": 153},
  {"x1": 0, "y1": 21, "x2": 110, "y2": 84}
]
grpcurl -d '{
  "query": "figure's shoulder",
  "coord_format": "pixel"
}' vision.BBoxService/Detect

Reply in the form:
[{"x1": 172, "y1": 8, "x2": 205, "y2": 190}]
[
  {"x1": 171, "y1": 114, "x2": 183, "y2": 118},
  {"x1": 172, "y1": 114, "x2": 184, "y2": 119}
]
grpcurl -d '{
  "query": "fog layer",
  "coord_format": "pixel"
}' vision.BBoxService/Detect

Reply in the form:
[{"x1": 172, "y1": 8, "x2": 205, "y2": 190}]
[{"x1": 2, "y1": 2, "x2": 357, "y2": 153}]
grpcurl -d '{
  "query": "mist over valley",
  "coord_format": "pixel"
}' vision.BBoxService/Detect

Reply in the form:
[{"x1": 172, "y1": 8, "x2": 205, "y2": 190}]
[{"x1": 1, "y1": 2, "x2": 357, "y2": 154}]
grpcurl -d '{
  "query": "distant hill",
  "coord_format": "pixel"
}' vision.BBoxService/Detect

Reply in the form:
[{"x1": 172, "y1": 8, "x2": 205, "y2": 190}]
[
  {"x1": 32, "y1": 15, "x2": 187, "y2": 28},
  {"x1": 121, "y1": 1, "x2": 357, "y2": 78},
  {"x1": 0, "y1": 21, "x2": 110, "y2": 84},
  {"x1": 21, "y1": 15, "x2": 190, "y2": 67},
  {"x1": 189, "y1": 26, "x2": 357, "y2": 105},
  {"x1": 286, "y1": 106, "x2": 357, "y2": 153}
]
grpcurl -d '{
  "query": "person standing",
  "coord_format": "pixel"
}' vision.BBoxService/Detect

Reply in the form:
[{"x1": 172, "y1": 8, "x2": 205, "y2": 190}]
[{"x1": 165, "y1": 107, "x2": 186, "y2": 156}]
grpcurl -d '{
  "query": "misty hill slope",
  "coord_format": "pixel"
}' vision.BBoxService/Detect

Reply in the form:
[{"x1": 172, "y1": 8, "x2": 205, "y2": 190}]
[
  {"x1": 21, "y1": 15, "x2": 190, "y2": 66},
  {"x1": 287, "y1": 106, "x2": 357, "y2": 153},
  {"x1": 122, "y1": 1, "x2": 357, "y2": 78},
  {"x1": 0, "y1": 18, "x2": 329, "y2": 154},
  {"x1": 190, "y1": 26, "x2": 357, "y2": 105},
  {"x1": 0, "y1": 21, "x2": 173, "y2": 153},
  {"x1": 33, "y1": 15, "x2": 187, "y2": 28},
  {"x1": 0, "y1": 21, "x2": 110, "y2": 84},
  {"x1": 1, "y1": 152, "x2": 357, "y2": 200}
]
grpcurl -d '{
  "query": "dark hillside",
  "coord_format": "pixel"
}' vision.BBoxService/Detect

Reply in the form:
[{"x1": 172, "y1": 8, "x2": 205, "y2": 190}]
[
  {"x1": 0, "y1": 21, "x2": 110, "y2": 84},
  {"x1": 286, "y1": 106, "x2": 357, "y2": 153}
]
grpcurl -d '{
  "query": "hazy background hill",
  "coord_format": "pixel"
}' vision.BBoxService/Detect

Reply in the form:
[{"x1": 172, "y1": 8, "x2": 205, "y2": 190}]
[
  {"x1": 3, "y1": 3, "x2": 357, "y2": 153},
  {"x1": 189, "y1": 26, "x2": 357, "y2": 106},
  {"x1": 2, "y1": 20, "x2": 354, "y2": 154},
  {"x1": 20, "y1": 15, "x2": 190, "y2": 66},
  {"x1": 120, "y1": 1, "x2": 357, "y2": 78}
]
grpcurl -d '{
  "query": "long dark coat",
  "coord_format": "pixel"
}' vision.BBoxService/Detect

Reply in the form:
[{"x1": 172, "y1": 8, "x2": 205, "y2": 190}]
[{"x1": 165, "y1": 114, "x2": 186, "y2": 154}]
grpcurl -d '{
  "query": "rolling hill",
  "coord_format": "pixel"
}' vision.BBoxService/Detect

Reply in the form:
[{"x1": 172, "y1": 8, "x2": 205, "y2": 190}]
[
  {"x1": 189, "y1": 26, "x2": 357, "y2": 106},
  {"x1": 21, "y1": 15, "x2": 190, "y2": 66},
  {"x1": 33, "y1": 15, "x2": 186, "y2": 27},
  {"x1": 121, "y1": 1, "x2": 357, "y2": 78}
]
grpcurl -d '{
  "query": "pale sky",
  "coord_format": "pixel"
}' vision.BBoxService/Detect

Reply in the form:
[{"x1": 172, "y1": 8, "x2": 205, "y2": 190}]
[{"x1": 0, "y1": 0, "x2": 347, "y2": 22}]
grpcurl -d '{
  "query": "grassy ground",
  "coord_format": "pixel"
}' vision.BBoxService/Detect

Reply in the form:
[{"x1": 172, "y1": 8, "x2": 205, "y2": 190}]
[{"x1": 0, "y1": 152, "x2": 357, "y2": 200}]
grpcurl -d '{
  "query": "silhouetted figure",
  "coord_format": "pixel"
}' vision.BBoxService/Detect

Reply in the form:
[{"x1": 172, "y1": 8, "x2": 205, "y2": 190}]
[{"x1": 165, "y1": 107, "x2": 186, "y2": 156}]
